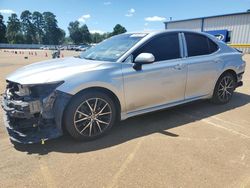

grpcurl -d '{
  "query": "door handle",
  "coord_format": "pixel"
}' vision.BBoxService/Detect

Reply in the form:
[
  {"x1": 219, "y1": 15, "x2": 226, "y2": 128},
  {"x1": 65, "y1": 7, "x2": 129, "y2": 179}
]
[{"x1": 174, "y1": 64, "x2": 182, "y2": 70}]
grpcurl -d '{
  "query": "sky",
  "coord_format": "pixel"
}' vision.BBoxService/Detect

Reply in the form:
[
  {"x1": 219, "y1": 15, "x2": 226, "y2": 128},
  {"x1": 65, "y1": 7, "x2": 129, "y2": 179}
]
[{"x1": 0, "y1": 0, "x2": 249, "y2": 36}]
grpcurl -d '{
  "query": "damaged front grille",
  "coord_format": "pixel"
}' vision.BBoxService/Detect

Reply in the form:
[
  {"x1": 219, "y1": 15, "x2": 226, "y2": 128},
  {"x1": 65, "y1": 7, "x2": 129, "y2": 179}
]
[
  {"x1": 6, "y1": 81, "x2": 30, "y2": 100},
  {"x1": 2, "y1": 80, "x2": 61, "y2": 126},
  {"x1": 1, "y1": 81, "x2": 69, "y2": 143},
  {"x1": 2, "y1": 80, "x2": 64, "y2": 122},
  {"x1": 4, "y1": 81, "x2": 42, "y2": 117},
  {"x1": 1, "y1": 79, "x2": 67, "y2": 143}
]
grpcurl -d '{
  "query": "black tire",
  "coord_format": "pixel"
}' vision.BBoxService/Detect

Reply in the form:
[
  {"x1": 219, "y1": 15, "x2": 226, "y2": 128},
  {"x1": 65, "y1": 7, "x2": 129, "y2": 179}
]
[
  {"x1": 63, "y1": 90, "x2": 117, "y2": 141},
  {"x1": 211, "y1": 72, "x2": 236, "y2": 104}
]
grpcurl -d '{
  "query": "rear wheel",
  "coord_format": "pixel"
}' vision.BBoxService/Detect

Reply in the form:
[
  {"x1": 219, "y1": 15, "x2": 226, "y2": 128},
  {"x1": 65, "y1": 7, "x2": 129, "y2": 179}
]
[
  {"x1": 64, "y1": 91, "x2": 117, "y2": 141},
  {"x1": 211, "y1": 73, "x2": 236, "y2": 104}
]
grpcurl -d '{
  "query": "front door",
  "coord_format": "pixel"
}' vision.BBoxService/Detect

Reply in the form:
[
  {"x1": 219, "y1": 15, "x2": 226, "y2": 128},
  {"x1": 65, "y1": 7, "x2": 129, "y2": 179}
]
[{"x1": 122, "y1": 32, "x2": 187, "y2": 113}]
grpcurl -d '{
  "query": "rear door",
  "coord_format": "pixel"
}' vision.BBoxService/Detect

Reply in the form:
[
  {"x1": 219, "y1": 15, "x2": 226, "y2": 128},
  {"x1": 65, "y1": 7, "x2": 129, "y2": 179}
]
[{"x1": 183, "y1": 32, "x2": 220, "y2": 99}]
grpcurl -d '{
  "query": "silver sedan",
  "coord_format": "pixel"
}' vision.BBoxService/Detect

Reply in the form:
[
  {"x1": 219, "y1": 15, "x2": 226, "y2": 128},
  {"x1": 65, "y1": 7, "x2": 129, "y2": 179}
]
[{"x1": 1, "y1": 30, "x2": 246, "y2": 144}]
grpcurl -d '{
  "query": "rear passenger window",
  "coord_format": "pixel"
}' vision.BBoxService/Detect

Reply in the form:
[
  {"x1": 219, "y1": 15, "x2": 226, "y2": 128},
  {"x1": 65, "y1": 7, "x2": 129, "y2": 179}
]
[
  {"x1": 185, "y1": 33, "x2": 218, "y2": 57},
  {"x1": 133, "y1": 33, "x2": 180, "y2": 62},
  {"x1": 208, "y1": 39, "x2": 219, "y2": 53}
]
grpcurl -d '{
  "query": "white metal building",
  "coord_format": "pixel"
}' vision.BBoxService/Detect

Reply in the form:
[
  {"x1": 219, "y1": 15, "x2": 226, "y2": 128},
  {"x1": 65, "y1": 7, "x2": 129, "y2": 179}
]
[{"x1": 164, "y1": 12, "x2": 250, "y2": 53}]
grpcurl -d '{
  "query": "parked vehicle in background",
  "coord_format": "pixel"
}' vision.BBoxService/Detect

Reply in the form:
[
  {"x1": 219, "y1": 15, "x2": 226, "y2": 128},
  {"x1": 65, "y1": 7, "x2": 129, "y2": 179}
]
[
  {"x1": 1, "y1": 30, "x2": 245, "y2": 144},
  {"x1": 75, "y1": 44, "x2": 91, "y2": 51},
  {"x1": 40, "y1": 46, "x2": 49, "y2": 50},
  {"x1": 40, "y1": 46, "x2": 58, "y2": 50},
  {"x1": 59, "y1": 46, "x2": 67, "y2": 50},
  {"x1": 66, "y1": 45, "x2": 78, "y2": 50}
]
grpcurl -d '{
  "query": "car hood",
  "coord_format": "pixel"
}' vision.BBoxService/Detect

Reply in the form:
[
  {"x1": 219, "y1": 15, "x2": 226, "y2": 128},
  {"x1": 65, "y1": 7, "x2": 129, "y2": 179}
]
[{"x1": 6, "y1": 57, "x2": 105, "y2": 85}]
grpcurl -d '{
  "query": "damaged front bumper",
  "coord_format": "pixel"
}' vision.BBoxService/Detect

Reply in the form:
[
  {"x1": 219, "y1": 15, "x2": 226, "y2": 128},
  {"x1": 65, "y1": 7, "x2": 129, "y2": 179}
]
[
  {"x1": 1, "y1": 81, "x2": 71, "y2": 144},
  {"x1": 2, "y1": 111, "x2": 62, "y2": 144}
]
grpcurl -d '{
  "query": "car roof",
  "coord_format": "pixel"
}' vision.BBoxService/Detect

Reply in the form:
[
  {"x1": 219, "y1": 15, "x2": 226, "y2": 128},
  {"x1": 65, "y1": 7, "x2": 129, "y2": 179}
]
[
  {"x1": 126, "y1": 29, "x2": 216, "y2": 41},
  {"x1": 127, "y1": 29, "x2": 208, "y2": 35}
]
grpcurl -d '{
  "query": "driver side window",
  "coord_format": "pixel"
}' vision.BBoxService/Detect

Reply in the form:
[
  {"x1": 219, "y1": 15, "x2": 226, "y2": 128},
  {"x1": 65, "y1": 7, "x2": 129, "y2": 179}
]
[{"x1": 133, "y1": 33, "x2": 181, "y2": 62}]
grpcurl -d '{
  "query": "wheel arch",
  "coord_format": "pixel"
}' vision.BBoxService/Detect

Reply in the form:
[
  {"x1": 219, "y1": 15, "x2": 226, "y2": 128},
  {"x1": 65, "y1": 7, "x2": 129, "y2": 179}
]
[
  {"x1": 219, "y1": 69, "x2": 237, "y2": 82},
  {"x1": 60, "y1": 86, "x2": 122, "y2": 133},
  {"x1": 210, "y1": 69, "x2": 237, "y2": 104},
  {"x1": 74, "y1": 86, "x2": 122, "y2": 114},
  {"x1": 210, "y1": 69, "x2": 238, "y2": 98}
]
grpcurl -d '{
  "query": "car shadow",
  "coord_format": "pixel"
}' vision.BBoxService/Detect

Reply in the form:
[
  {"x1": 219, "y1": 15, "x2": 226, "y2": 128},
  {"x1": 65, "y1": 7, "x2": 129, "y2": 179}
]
[{"x1": 14, "y1": 92, "x2": 250, "y2": 155}]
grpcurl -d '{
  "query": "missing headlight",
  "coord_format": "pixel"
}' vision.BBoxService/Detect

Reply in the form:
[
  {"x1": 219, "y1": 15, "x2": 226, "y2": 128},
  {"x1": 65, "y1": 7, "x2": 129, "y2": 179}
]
[
  {"x1": 30, "y1": 81, "x2": 64, "y2": 98},
  {"x1": 16, "y1": 85, "x2": 30, "y2": 96}
]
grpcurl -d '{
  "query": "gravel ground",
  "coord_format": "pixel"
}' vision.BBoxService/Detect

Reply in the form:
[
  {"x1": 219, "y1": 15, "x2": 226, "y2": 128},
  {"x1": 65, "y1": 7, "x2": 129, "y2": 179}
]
[{"x1": 0, "y1": 49, "x2": 250, "y2": 188}]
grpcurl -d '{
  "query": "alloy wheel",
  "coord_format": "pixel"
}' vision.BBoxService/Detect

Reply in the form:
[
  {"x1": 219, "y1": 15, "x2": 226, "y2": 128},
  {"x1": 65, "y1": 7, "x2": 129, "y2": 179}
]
[
  {"x1": 218, "y1": 76, "x2": 235, "y2": 102},
  {"x1": 73, "y1": 98, "x2": 112, "y2": 137}
]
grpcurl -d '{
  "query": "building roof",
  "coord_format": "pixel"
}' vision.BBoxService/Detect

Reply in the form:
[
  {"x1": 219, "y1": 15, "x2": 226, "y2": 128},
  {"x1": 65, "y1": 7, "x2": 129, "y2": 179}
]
[{"x1": 164, "y1": 11, "x2": 250, "y2": 24}]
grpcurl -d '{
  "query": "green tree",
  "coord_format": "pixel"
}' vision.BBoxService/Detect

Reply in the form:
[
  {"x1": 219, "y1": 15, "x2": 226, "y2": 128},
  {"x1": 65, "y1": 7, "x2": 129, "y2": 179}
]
[
  {"x1": 103, "y1": 32, "x2": 111, "y2": 39},
  {"x1": 80, "y1": 24, "x2": 91, "y2": 43},
  {"x1": 91, "y1": 32, "x2": 110, "y2": 43},
  {"x1": 32, "y1": 11, "x2": 44, "y2": 44},
  {"x1": 68, "y1": 22, "x2": 91, "y2": 44},
  {"x1": 111, "y1": 24, "x2": 127, "y2": 36},
  {"x1": 63, "y1": 36, "x2": 73, "y2": 45},
  {"x1": 91, "y1": 32, "x2": 103, "y2": 43},
  {"x1": 43, "y1": 12, "x2": 64, "y2": 44},
  {"x1": 6, "y1": 14, "x2": 23, "y2": 43},
  {"x1": 0, "y1": 14, "x2": 7, "y2": 43},
  {"x1": 20, "y1": 10, "x2": 36, "y2": 43},
  {"x1": 57, "y1": 28, "x2": 65, "y2": 44},
  {"x1": 68, "y1": 21, "x2": 83, "y2": 44}
]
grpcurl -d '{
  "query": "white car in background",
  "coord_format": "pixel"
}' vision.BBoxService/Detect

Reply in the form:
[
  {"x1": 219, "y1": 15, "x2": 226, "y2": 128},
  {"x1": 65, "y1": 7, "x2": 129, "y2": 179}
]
[{"x1": 75, "y1": 44, "x2": 91, "y2": 51}]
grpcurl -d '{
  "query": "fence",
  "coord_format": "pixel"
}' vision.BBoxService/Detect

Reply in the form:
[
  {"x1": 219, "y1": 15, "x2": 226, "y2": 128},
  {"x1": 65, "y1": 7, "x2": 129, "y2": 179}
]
[{"x1": 0, "y1": 43, "x2": 60, "y2": 49}]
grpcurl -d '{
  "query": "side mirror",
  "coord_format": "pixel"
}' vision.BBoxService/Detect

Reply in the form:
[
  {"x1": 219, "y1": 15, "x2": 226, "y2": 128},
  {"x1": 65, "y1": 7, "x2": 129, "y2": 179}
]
[{"x1": 133, "y1": 53, "x2": 155, "y2": 71}]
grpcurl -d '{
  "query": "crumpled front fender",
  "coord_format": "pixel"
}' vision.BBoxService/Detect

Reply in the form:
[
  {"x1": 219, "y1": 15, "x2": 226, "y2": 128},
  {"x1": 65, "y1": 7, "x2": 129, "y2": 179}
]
[{"x1": 53, "y1": 90, "x2": 72, "y2": 131}]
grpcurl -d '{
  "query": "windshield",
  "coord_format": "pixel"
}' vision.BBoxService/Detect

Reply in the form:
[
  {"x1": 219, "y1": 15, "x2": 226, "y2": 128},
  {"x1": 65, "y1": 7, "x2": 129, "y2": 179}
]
[{"x1": 80, "y1": 33, "x2": 147, "y2": 62}]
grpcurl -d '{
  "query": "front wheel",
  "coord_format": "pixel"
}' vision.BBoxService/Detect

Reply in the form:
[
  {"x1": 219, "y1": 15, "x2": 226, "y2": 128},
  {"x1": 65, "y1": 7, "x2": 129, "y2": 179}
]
[
  {"x1": 211, "y1": 73, "x2": 236, "y2": 104},
  {"x1": 64, "y1": 91, "x2": 117, "y2": 141}
]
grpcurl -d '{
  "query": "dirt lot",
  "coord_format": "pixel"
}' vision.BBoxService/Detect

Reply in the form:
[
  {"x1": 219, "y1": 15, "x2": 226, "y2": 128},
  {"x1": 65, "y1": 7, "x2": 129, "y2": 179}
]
[{"x1": 0, "y1": 49, "x2": 250, "y2": 188}]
